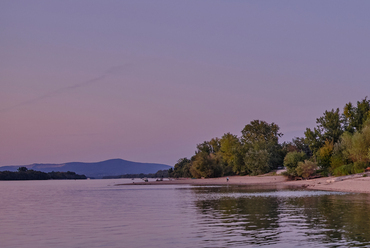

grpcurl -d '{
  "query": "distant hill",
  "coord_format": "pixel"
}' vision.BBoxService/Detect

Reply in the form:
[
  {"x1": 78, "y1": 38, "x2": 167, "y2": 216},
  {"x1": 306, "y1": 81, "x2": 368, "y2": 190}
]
[{"x1": 0, "y1": 159, "x2": 172, "y2": 178}]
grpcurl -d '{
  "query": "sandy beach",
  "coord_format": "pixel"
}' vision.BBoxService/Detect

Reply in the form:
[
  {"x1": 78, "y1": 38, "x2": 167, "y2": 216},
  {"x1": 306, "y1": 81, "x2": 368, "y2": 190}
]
[
  {"x1": 284, "y1": 173, "x2": 370, "y2": 193},
  {"x1": 120, "y1": 173, "x2": 370, "y2": 194}
]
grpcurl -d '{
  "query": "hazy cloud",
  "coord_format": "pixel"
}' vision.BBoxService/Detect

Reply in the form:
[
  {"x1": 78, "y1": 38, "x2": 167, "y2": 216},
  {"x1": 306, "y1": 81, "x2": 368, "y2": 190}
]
[{"x1": 0, "y1": 65, "x2": 129, "y2": 113}]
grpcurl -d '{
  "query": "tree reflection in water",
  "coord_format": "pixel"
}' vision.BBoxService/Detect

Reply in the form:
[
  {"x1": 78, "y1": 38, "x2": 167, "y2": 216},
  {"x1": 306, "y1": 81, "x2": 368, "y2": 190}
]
[
  {"x1": 191, "y1": 186, "x2": 370, "y2": 247},
  {"x1": 286, "y1": 194, "x2": 370, "y2": 246}
]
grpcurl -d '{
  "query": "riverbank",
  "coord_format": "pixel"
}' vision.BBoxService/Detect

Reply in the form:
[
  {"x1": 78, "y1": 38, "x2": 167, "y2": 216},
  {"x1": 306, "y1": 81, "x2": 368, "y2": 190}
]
[
  {"x1": 285, "y1": 172, "x2": 370, "y2": 194},
  {"x1": 122, "y1": 175, "x2": 286, "y2": 186},
  {"x1": 119, "y1": 173, "x2": 370, "y2": 194}
]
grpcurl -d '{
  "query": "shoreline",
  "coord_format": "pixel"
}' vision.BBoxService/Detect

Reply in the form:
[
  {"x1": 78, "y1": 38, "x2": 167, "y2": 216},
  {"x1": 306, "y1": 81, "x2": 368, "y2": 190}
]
[
  {"x1": 283, "y1": 173, "x2": 370, "y2": 194},
  {"x1": 117, "y1": 174, "x2": 370, "y2": 194}
]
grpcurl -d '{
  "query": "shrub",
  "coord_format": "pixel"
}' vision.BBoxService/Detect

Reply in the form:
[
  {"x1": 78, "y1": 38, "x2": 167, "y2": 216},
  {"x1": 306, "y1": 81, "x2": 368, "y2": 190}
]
[
  {"x1": 342, "y1": 120, "x2": 370, "y2": 165},
  {"x1": 330, "y1": 141, "x2": 349, "y2": 173},
  {"x1": 190, "y1": 153, "x2": 222, "y2": 178},
  {"x1": 296, "y1": 160, "x2": 318, "y2": 179},
  {"x1": 283, "y1": 151, "x2": 307, "y2": 176},
  {"x1": 244, "y1": 149, "x2": 270, "y2": 176},
  {"x1": 332, "y1": 162, "x2": 367, "y2": 176},
  {"x1": 317, "y1": 140, "x2": 334, "y2": 171},
  {"x1": 333, "y1": 164, "x2": 354, "y2": 176}
]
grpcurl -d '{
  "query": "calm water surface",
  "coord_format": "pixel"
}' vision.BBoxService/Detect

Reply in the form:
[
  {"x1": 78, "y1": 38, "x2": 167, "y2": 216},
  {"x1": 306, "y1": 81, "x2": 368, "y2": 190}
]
[{"x1": 1, "y1": 179, "x2": 370, "y2": 248}]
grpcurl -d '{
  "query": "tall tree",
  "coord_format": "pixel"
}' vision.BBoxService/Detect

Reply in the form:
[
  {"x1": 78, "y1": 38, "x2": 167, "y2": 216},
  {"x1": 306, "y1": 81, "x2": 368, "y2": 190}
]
[
  {"x1": 241, "y1": 120, "x2": 282, "y2": 145},
  {"x1": 283, "y1": 151, "x2": 307, "y2": 177},
  {"x1": 342, "y1": 119, "x2": 370, "y2": 165},
  {"x1": 219, "y1": 133, "x2": 243, "y2": 174},
  {"x1": 244, "y1": 149, "x2": 270, "y2": 175},
  {"x1": 284, "y1": 137, "x2": 312, "y2": 157},
  {"x1": 190, "y1": 152, "x2": 222, "y2": 178},
  {"x1": 343, "y1": 97, "x2": 370, "y2": 133},
  {"x1": 190, "y1": 138, "x2": 223, "y2": 178},
  {"x1": 305, "y1": 108, "x2": 344, "y2": 154},
  {"x1": 316, "y1": 108, "x2": 344, "y2": 143},
  {"x1": 241, "y1": 120, "x2": 283, "y2": 174},
  {"x1": 172, "y1": 158, "x2": 192, "y2": 178},
  {"x1": 316, "y1": 140, "x2": 334, "y2": 171},
  {"x1": 196, "y1": 138, "x2": 220, "y2": 155}
]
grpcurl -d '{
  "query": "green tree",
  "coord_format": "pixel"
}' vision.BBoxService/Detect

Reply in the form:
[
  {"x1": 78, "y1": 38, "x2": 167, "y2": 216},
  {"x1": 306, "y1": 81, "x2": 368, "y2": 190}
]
[
  {"x1": 316, "y1": 140, "x2": 334, "y2": 171},
  {"x1": 305, "y1": 108, "x2": 344, "y2": 155},
  {"x1": 331, "y1": 119, "x2": 370, "y2": 175},
  {"x1": 190, "y1": 138, "x2": 223, "y2": 178},
  {"x1": 292, "y1": 137, "x2": 312, "y2": 157},
  {"x1": 330, "y1": 141, "x2": 350, "y2": 174},
  {"x1": 342, "y1": 119, "x2": 370, "y2": 165},
  {"x1": 244, "y1": 149, "x2": 270, "y2": 175},
  {"x1": 343, "y1": 97, "x2": 370, "y2": 133},
  {"x1": 241, "y1": 120, "x2": 282, "y2": 145},
  {"x1": 219, "y1": 133, "x2": 243, "y2": 175},
  {"x1": 304, "y1": 127, "x2": 322, "y2": 155},
  {"x1": 241, "y1": 120, "x2": 284, "y2": 174},
  {"x1": 196, "y1": 138, "x2": 220, "y2": 155},
  {"x1": 316, "y1": 108, "x2": 344, "y2": 143},
  {"x1": 296, "y1": 160, "x2": 318, "y2": 179},
  {"x1": 283, "y1": 151, "x2": 307, "y2": 176},
  {"x1": 172, "y1": 158, "x2": 192, "y2": 178},
  {"x1": 190, "y1": 152, "x2": 222, "y2": 178}
]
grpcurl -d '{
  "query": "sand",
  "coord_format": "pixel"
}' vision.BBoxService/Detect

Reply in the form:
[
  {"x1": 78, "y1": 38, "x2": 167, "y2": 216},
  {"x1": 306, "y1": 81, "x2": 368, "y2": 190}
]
[
  {"x1": 120, "y1": 173, "x2": 370, "y2": 194},
  {"x1": 284, "y1": 173, "x2": 370, "y2": 193}
]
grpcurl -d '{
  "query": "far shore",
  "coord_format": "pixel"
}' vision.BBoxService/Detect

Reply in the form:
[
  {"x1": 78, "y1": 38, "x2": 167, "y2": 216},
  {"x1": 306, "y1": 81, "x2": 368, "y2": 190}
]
[{"x1": 117, "y1": 173, "x2": 370, "y2": 194}]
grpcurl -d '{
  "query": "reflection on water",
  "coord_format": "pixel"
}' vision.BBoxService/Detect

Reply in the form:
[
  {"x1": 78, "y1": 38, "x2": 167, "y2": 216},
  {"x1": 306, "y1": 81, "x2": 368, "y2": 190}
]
[
  {"x1": 191, "y1": 186, "x2": 370, "y2": 247},
  {"x1": 0, "y1": 180, "x2": 370, "y2": 247}
]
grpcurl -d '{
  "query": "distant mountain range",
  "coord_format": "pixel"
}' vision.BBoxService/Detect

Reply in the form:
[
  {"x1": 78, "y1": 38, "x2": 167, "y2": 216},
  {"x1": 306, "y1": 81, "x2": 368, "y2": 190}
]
[{"x1": 0, "y1": 159, "x2": 172, "y2": 178}]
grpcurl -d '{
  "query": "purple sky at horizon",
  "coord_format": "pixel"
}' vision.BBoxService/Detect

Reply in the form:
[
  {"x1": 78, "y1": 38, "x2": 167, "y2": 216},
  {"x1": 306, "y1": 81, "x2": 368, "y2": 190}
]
[{"x1": 1, "y1": 0, "x2": 370, "y2": 166}]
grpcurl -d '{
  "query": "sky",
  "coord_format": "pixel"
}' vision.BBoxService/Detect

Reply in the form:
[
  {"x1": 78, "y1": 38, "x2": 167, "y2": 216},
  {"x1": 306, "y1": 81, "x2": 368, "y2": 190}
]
[{"x1": 1, "y1": 0, "x2": 370, "y2": 167}]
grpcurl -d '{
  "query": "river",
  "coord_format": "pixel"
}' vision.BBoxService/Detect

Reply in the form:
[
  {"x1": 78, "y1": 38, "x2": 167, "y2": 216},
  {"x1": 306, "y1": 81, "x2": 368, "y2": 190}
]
[{"x1": 1, "y1": 179, "x2": 370, "y2": 247}]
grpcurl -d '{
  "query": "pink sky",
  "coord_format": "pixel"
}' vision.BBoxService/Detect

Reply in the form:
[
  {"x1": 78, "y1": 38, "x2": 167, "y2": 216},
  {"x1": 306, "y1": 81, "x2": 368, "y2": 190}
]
[{"x1": 1, "y1": 1, "x2": 370, "y2": 166}]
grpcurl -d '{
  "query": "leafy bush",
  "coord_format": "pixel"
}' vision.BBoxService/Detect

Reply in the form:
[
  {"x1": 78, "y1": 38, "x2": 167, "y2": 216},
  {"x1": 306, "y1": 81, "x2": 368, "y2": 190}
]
[
  {"x1": 244, "y1": 149, "x2": 270, "y2": 176},
  {"x1": 330, "y1": 141, "x2": 349, "y2": 172},
  {"x1": 342, "y1": 120, "x2": 370, "y2": 164},
  {"x1": 317, "y1": 140, "x2": 334, "y2": 171},
  {"x1": 283, "y1": 151, "x2": 307, "y2": 176},
  {"x1": 171, "y1": 158, "x2": 192, "y2": 178},
  {"x1": 333, "y1": 164, "x2": 354, "y2": 176},
  {"x1": 190, "y1": 153, "x2": 223, "y2": 178},
  {"x1": 332, "y1": 162, "x2": 367, "y2": 176},
  {"x1": 296, "y1": 160, "x2": 318, "y2": 179}
]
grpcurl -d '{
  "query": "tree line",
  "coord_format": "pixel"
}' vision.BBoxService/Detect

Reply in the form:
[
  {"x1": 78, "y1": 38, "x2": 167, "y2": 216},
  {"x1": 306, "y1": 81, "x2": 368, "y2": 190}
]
[
  {"x1": 102, "y1": 170, "x2": 169, "y2": 179},
  {"x1": 0, "y1": 167, "x2": 87, "y2": 180},
  {"x1": 169, "y1": 97, "x2": 370, "y2": 179}
]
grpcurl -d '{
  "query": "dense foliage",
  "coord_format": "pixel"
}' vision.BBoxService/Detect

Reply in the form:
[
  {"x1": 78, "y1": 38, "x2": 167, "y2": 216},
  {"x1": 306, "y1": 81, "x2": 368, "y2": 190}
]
[
  {"x1": 103, "y1": 170, "x2": 169, "y2": 179},
  {"x1": 304, "y1": 97, "x2": 370, "y2": 176},
  {"x1": 0, "y1": 167, "x2": 87, "y2": 180},
  {"x1": 170, "y1": 120, "x2": 284, "y2": 178},
  {"x1": 171, "y1": 97, "x2": 370, "y2": 178},
  {"x1": 283, "y1": 151, "x2": 307, "y2": 177}
]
